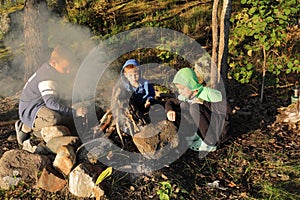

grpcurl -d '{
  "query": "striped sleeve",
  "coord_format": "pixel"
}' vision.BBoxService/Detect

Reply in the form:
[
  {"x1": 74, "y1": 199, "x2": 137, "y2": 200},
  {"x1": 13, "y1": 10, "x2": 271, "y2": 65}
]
[
  {"x1": 38, "y1": 80, "x2": 73, "y2": 116},
  {"x1": 38, "y1": 80, "x2": 57, "y2": 96}
]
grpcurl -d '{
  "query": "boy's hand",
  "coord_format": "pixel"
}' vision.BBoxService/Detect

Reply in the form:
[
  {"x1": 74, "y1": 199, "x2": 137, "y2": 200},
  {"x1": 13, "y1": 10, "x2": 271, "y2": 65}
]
[
  {"x1": 144, "y1": 99, "x2": 151, "y2": 108},
  {"x1": 76, "y1": 107, "x2": 88, "y2": 117},
  {"x1": 167, "y1": 110, "x2": 176, "y2": 121},
  {"x1": 191, "y1": 98, "x2": 203, "y2": 104}
]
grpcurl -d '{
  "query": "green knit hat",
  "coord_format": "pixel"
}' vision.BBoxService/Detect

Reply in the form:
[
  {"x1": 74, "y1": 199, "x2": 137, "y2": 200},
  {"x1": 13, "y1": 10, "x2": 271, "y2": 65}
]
[{"x1": 173, "y1": 67, "x2": 222, "y2": 102}]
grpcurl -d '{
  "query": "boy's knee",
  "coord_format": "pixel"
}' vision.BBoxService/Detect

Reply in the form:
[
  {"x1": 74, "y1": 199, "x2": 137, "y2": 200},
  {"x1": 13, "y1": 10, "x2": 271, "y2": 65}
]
[
  {"x1": 180, "y1": 102, "x2": 189, "y2": 111},
  {"x1": 34, "y1": 107, "x2": 62, "y2": 129},
  {"x1": 189, "y1": 103, "x2": 203, "y2": 115}
]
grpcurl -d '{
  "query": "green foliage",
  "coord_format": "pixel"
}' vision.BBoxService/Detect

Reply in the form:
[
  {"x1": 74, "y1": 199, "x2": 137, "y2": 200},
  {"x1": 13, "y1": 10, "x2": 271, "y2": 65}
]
[
  {"x1": 0, "y1": 0, "x2": 23, "y2": 11},
  {"x1": 0, "y1": 1, "x2": 23, "y2": 41},
  {"x1": 65, "y1": 0, "x2": 118, "y2": 36},
  {"x1": 157, "y1": 181, "x2": 172, "y2": 200},
  {"x1": 229, "y1": 0, "x2": 300, "y2": 85}
]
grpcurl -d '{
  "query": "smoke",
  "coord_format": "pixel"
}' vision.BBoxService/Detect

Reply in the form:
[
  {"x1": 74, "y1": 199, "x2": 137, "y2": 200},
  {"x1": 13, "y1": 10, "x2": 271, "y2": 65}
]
[{"x1": 0, "y1": 3, "x2": 98, "y2": 98}]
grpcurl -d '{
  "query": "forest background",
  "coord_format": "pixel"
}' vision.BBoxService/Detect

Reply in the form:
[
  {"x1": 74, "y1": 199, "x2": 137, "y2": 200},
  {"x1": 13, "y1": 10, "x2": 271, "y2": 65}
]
[{"x1": 0, "y1": 0, "x2": 299, "y2": 199}]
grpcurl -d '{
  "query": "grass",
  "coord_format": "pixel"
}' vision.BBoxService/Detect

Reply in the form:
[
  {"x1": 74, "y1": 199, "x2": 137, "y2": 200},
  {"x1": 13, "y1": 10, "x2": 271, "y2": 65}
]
[
  {"x1": 259, "y1": 181, "x2": 300, "y2": 200},
  {"x1": 256, "y1": 153, "x2": 300, "y2": 199}
]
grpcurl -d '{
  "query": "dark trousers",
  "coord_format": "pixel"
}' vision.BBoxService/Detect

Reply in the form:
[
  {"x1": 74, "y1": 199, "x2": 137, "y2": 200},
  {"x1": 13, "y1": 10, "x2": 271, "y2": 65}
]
[{"x1": 179, "y1": 102, "x2": 230, "y2": 146}]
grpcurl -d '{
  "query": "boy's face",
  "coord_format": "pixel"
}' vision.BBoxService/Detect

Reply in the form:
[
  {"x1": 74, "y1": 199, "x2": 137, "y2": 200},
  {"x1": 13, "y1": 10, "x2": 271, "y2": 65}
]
[
  {"x1": 124, "y1": 68, "x2": 139, "y2": 85},
  {"x1": 54, "y1": 58, "x2": 72, "y2": 74},
  {"x1": 175, "y1": 83, "x2": 194, "y2": 99}
]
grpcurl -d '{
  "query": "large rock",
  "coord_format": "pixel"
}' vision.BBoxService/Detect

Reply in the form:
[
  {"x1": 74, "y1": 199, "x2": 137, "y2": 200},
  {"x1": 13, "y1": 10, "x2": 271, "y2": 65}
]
[
  {"x1": 133, "y1": 120, "x2": 178, "y2": 159},
  {"x1": 69, "y1": 163, "x2": 105, "y2": 199},
  {"x1": 36, "y1": 167, "x2": 67, "y2": 192},
  {"x1": 0, "y1": 149, "x2": 50, "y2": 189},
  {"x1": 53, "y1": 145, "x2": 76, "y2": 176},
  {"x1": 76, "y1": 137, "x2": 112, "y2": 164},
  {"x1": 41, "y1": 125, "x2": 71, "y2": 143},
  {"x1": 46, "y1": 136, "x2": 79, "y2": 154}
]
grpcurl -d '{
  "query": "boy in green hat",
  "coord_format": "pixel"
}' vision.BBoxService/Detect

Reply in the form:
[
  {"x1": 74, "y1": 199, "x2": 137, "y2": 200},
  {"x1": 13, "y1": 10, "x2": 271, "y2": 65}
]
[{"x1": 165, "y1": 67, "x2": 231, "y2": 152}]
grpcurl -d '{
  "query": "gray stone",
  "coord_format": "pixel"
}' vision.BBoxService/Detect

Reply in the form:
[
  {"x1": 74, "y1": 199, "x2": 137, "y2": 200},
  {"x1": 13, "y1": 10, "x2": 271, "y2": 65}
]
[
  {"x1": 22, "y1": 139, "x2": 37, "y2": 153},
  {"x1": 0, "y1": 149, "x2": 50, "y2": 189},
  {"x1": 76, "y1": 137, "x2": 112, "y2": 164},
  {"x1": 46, "y1": 136, "x2": 79, "y2": 154},
  {"x1": 22, "y1": 139, "x2": 49, "y2": 154},
  {"x1": 41, "y1": 126, "x2": 71, "y2": 143},
  {"x1": 2, "y1": 176, "x2": 21, "y2": 188}
]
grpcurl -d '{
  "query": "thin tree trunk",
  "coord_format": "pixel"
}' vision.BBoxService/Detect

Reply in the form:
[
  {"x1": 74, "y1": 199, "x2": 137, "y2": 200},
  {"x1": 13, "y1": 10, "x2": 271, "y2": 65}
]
[
  {"x1": 218, "y1": 0, "x2": 231, "y2": 92},
  {"x1": 260, "y1": 45, "x2": 267, "y2": 103},
  {"x1": 211, "y1": 0, "x2": 219, "y2": 87},
  {"x1": 23, "y1": 0, "x2": 48, "y2": 81}
]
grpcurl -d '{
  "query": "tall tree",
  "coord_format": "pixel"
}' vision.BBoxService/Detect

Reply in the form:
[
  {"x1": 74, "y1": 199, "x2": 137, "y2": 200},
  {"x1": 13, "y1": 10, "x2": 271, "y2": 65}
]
[
  {"x1": 23, "y1": 0, "x2": 48, "y2": 81},
  {"x1": 210, "y1": 0, "x2": 232, "y2": 92}
]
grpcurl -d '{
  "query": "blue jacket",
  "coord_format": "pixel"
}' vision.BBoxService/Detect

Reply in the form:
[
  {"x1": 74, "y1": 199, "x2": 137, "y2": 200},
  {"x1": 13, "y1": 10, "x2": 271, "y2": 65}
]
[
  {"x1": 118, "y1": 59, "x2": 155, "y2": 109},
  {"x1": 19, "y1": 63, "x2": 74, "y2": 128}
]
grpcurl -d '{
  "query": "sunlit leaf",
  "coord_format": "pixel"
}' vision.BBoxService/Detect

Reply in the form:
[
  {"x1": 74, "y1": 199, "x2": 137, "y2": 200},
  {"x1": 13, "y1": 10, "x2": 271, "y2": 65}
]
[
  {"x1": 96, "y1": 167, "x2": 112, "y2": 185},
  {"x1": 247, "y1": 50, "x2": 253, "y2": 57}
]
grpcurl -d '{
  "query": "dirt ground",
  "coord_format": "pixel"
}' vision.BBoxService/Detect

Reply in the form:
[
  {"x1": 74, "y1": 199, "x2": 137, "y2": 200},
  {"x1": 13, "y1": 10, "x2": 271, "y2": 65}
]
[{"x1": 0, "y1": 80, "x2": 299, "y2": 200}]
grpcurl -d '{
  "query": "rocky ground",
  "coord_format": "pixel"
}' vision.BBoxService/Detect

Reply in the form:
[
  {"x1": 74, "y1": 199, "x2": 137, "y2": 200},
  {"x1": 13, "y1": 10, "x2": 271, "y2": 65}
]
[{"x1": 0, "y1": 80, "x2": 299, "y2": 200}]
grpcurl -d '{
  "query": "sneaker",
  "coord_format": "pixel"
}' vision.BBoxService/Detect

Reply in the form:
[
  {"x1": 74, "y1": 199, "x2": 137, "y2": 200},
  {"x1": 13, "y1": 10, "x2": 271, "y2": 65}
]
[
  {"x1": 189, "y1": 137, "x2": 217, "y2": 152},
  {"x1": 198, "y1": 142, "x2": 217, "y2": 152},
  {"x1": 15, "y1": 120, "x2": 30, "y2": 145},
  {"x1": 185, "y1": 132, "x2": 201, "y2": 146}
]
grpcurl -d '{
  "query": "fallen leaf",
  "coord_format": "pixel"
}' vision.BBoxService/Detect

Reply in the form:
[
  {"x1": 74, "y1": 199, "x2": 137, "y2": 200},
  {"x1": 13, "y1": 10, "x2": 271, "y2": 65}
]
[{"x1": 228, "y1": 181, "x2": 236, "y2": 187}]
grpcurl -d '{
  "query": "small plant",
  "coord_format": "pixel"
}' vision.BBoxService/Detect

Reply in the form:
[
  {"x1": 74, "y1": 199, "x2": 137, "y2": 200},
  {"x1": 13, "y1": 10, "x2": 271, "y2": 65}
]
[
  {"x1": 157, "y1": 181, "x2": 173, "y2": 200},
  {"x1": 95, "y1": 167, "x2": 112, "y2": 185}
]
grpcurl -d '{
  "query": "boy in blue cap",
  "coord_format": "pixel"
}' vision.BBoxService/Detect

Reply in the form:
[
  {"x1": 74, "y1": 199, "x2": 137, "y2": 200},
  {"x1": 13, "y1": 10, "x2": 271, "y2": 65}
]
[{"x1": 112, "y1": 59, "x2": 155, "y2": 134}]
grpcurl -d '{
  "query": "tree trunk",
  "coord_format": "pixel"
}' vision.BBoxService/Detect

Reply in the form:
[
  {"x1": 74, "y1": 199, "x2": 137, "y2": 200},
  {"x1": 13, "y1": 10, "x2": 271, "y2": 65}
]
[
  {"x1": 211, "y1": 0, "x2": 231, "y2": 93},
  {"x1": 211, "y1": 0, "x2": 219, "y2": 87},
  {"x1": 23, "y1": 0, "x2": 48, "y2": 81},
  {"x1": 260, "y1": 45, "x2": 266, "y2": 103},
  {"x1": 218, "y1": 0, "x2": 231, "y2": 92}
]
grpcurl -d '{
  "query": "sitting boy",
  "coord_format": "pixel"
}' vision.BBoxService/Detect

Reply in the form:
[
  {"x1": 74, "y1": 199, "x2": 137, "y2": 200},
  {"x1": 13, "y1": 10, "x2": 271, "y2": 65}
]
[
  {"x1": 112, "y1": 59, "x2": 155, "y2": 134},
  {"x1": 15, "y1": 45, "x2": 87, "y2": 145}
]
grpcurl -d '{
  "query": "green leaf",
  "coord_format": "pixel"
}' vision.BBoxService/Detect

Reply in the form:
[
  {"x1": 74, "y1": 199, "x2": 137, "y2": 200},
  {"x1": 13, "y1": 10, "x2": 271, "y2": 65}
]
[
  {"x1": 160, "y1": 181, "x2": 172, "y2": 190},
  {"x1": 259, "y1": 35, "x2": 267, "y2": 43},
  {"x1": 241, "y1": 0, "x2": 247, "y2": 4},
  {"x1": 246, "y1": 63, "x2": 253, "y2": 70},
  {"x1": 283, "y1": 8, "x2": 291, "y2": 15},
  {"x1": 249, "y1": 7, "x2": 257, "y2": 15},
  {"x1": 95, "y1": 167, "x2": 112, "y2": 185},
  {"x1": 287, "y1": 61, "x2": 293, "y2": 68},
  {"x1": 266, "y1": 16, "x2": 274, "y2": 23},
  {"x1": 159, "y1": 193, "x2": 170, "y2": 200}
]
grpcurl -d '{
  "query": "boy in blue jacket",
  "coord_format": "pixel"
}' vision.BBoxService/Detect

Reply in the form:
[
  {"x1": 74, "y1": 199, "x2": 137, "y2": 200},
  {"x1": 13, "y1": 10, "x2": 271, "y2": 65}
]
[{"x1": 112, "y1": 59, "x2": 155, "y2": 134}]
